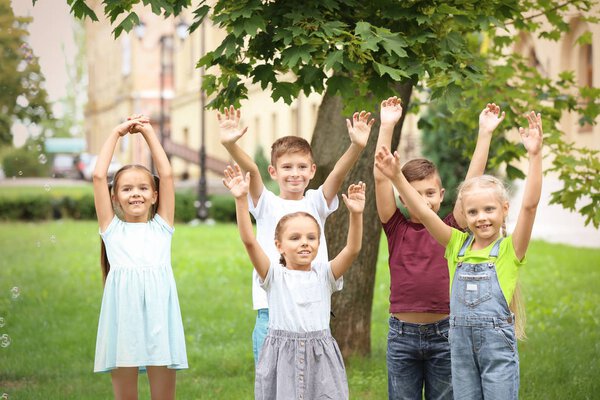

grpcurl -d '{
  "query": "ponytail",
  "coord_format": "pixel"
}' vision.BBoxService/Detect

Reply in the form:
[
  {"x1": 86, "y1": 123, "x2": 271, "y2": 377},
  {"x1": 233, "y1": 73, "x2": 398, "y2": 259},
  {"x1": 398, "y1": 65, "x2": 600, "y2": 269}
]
[{"x1": 510, "y1": 282, "x2": 527, "y2": 340}]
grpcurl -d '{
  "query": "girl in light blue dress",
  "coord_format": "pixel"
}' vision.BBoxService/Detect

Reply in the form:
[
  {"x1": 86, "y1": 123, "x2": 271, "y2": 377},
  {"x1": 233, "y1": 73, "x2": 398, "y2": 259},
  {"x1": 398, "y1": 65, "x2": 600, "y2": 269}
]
[{"x1": 93, "y1": 115, "x2": 187, "y2": 400}]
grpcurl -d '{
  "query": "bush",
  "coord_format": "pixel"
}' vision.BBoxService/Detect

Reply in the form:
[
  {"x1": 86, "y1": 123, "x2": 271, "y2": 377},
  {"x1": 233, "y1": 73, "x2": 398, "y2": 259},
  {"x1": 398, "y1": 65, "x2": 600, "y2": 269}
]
[
  {"x1": 2, "y1": 146, "x2": 50, "y2": 177},
  {"x1": 0, "y1": 195, "x2": 53, "y2": 220}
]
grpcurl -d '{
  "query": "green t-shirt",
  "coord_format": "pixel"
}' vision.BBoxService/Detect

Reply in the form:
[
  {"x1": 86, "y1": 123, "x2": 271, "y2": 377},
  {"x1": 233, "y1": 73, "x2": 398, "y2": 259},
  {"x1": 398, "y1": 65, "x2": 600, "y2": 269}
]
[{"x1": 445, "y1": 229, "x2": 525, "y2": 305}]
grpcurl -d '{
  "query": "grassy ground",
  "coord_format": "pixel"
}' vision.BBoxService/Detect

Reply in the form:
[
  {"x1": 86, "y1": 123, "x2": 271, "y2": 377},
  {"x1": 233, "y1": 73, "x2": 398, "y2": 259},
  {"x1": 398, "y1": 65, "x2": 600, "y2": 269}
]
[{"x1": 0, "y1": 220, "x2": 598, "y2": 399}]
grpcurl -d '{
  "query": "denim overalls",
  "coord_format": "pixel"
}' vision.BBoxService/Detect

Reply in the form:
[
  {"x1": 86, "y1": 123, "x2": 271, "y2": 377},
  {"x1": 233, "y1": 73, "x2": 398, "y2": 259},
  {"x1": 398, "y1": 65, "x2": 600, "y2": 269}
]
[{"x1": 449, "y1": 235, "x2": 519, "y2": 400}]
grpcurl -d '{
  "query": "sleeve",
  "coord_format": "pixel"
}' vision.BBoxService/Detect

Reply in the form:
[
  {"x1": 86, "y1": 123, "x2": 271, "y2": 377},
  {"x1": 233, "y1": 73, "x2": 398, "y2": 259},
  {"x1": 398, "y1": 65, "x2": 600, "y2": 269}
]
[
  {"x1": 444, "y1": 228, "x2": 468, "y2": 262},
  {"x1": 504, "y1": 235, "x2": 527, "y2": 267},
  {"x1": 259, "y1": 262, "x2": 276, "y2": 291},
  {"x1": 248, "y1": 185, "x2": 273, "y2": 220},
  {"x1": 99, "y1": 215, "x2": 120, "y2": 238},
  {"x1": 324, "y1": 262, "x2": 343, "y2": 293},
  {"x1": 382, "y1": 208, "x2": 405, "y2": 237},
  {"x1": 153, "y1": 213, "x2": 175, "y2": 235},
  {"x1": 305, "y1": 186, "x2": 339, "y2": 221}
]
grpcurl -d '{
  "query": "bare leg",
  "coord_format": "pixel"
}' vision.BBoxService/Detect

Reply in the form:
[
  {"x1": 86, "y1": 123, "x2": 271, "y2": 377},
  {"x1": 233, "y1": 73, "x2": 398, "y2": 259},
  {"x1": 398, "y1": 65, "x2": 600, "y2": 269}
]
[
  {"x1": 147, "y1": 366, "x2": 176, "y2": 400},
  {"x1": 111, "y1": 367, "x2": 138, "y2": 400}
]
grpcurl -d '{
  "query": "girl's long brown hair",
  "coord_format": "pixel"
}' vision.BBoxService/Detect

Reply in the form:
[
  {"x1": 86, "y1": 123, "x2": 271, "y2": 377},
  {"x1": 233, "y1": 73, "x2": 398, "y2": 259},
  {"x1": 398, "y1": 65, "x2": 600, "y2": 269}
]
[{"x1": 100, "y1": 165, "x2": 159, "y2": 284}]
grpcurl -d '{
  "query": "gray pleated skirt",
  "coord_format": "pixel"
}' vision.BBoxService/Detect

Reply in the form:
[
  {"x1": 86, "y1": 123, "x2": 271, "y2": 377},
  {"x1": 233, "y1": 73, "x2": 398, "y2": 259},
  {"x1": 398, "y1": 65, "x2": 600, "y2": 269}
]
[{"x1": 255, "y1": 329, "x2": 349, "y2": 400}]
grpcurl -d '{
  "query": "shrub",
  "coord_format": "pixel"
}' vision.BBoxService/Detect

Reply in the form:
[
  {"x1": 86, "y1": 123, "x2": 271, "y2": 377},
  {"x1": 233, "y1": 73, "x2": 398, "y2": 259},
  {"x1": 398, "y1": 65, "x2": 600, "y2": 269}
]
[{"x1": 2, "y1": 146, "x2": 50, "y2": 177}]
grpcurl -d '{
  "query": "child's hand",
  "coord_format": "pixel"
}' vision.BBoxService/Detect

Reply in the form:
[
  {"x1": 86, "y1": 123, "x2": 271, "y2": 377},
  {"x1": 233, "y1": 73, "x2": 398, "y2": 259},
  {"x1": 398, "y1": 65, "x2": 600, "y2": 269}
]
[
  {"x1": 223, "y1": 164, "x2": 250, "y2": 199},
  {"x1": 217, "y1": 105, "x2": 248, "y2": 145},
  {"x1": 479, "y1": 103, "x2": 505, "y2": 134},
  {"x1": 519, "y1": 111, "x2": 543, "y2": 156},
  {"x1": 346, "y1": 110, "x2": 375, "y2": 149},
  {"x1": 379, "y1": 96, "x2": 403, "y2": 127},
  {"x1": 374, "y1": 145, "x2": 402, "y2": 180},
  {"x1": 342, "y1": 182, "x2": 366, "y2": 214},
  {"x1": 115, "y1": 116, "x2": 149, "y2": 136}
]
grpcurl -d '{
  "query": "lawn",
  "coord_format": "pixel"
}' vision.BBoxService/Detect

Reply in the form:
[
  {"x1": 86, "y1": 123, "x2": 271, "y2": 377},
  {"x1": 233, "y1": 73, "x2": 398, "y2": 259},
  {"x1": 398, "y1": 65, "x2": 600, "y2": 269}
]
[{"x1": 0, "y1": 220, "x2": 598, "y2": 399}]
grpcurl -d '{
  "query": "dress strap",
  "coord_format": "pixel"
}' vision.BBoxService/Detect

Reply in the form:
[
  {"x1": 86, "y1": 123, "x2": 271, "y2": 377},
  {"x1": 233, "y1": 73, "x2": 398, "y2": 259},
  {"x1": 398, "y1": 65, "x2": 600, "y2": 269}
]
[{"x1": 458, "y1": 234, "x2": 474, "y2": 257}]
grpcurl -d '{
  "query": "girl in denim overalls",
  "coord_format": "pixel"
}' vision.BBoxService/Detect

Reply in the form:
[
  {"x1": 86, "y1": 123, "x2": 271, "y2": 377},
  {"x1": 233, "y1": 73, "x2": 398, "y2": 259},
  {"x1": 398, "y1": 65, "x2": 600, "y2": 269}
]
[{"x1": 376, "y1": 111, "x2": 543, "y2": 399}]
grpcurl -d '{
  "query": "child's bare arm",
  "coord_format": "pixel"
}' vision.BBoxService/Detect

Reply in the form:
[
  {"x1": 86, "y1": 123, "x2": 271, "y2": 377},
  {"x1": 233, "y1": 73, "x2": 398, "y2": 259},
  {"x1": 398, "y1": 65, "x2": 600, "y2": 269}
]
[
  {"x1": 218, "y1": 106, "x2": 263, "y2": 205},
  {"x1": 322, "y1": 111, "x2": 375, "y2": 205},
  {"x1": 136, "y1": 119, "x2": 175, "y2": 226},
  {"x1": 373, "y1": 97, "x2": 403, "y2": 223},
  {"x1": 330, "y1": 182, "x2": 365, "y2": 279},
  {"x1": 512, "y1": 111, "x2": 543, "y2": 261},
  {"x1": 375, "y1": 146, "x2": 452, "y2": 246},
  {"x1": 93, "y1": 117, "x2": 147, "y2": 231},
  {"x1": 454, "y1": 103, "x2": 505, "y2": 227},
  {"x1": 223, "y1": 164, "x2": 270, "y2": 279}
]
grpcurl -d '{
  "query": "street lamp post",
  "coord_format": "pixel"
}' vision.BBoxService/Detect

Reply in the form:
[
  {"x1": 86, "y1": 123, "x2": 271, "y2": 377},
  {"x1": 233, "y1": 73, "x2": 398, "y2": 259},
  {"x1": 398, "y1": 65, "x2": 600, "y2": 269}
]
[{"x1": 196, "y1": 20, "x2": 209, "y2": 221}]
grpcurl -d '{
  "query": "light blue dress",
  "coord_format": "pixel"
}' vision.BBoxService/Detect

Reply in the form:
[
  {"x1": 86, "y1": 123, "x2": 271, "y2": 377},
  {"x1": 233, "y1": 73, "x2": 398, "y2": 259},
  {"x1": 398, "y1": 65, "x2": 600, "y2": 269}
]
[{"x1": 94, "y1": 214, "x2": 188, "y2": 372}]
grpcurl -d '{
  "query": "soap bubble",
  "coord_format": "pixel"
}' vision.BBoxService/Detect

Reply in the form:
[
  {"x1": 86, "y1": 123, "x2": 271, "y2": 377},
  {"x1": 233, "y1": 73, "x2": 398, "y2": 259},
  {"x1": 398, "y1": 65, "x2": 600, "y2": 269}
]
[
  {"x1": 0, "y1": 334, "x2": 11, "y2": 348},
  {"x1": 10, "y1": 287, "x2": 20, "y2": 300},
  {"x1": 38, "y1": 154, "x2": 47, "y2": 164},
  {"x1": 0, "y1": 317, "x2": 5, "y2": 328},
  {"x1": 44, "y1": 183, "x2": 51, "y2": 192},
  {"x1": 50, "y1": 235, "x2": 57, "y2": 243},
  {"x1": 18, "y1": 171, "x2": 23, "y2": 176}
]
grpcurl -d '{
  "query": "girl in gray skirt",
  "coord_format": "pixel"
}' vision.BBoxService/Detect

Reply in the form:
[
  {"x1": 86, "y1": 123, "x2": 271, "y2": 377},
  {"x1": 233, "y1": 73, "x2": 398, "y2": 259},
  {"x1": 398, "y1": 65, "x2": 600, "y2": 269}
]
[{"x1": 224, "y1": 164, "x2": 365, "y2": 400}]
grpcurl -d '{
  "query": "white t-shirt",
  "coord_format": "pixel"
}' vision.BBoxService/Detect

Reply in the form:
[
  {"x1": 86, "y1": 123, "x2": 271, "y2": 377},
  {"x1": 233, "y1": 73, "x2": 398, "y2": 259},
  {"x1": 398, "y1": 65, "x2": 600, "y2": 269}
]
[
  {"x1": 260, "y1": 261, "x2": 343, "y2": 332},
  {"x1": 249, "y1": 186, "x2": 339, "y2": 309}
]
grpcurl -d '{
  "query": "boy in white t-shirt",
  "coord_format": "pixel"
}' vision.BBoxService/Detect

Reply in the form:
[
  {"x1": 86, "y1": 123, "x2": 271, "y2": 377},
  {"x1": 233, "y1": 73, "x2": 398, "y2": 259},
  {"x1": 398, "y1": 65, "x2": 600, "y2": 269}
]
[{"x1": 217, "y1": 105, "x2": 374, "y2": 364}]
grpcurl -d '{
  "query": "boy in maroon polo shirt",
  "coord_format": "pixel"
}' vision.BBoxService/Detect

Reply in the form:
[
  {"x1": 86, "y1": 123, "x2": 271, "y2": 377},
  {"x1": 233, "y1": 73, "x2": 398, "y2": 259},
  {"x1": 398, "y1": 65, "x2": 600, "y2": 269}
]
[{"x1": 373, "y1": 97, "x2": 505, "y2": 400}]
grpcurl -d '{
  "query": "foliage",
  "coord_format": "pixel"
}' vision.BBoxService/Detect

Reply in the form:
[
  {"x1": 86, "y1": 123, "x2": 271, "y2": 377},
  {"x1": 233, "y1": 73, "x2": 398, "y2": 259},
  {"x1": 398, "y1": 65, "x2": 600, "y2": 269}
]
[
  {"x1": 1, "y1": 138, "x2": 49, "y2": 177},
  {"x1": 0, "y1": 0, "x2": 53, "y2": 146}
]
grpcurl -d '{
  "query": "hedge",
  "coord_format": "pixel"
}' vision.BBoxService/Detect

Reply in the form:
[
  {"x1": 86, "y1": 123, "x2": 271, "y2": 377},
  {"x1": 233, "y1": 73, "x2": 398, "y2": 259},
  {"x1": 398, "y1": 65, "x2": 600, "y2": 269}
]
[{"x1": 0, "y1": 191, "x2": 236, "y2": 223}]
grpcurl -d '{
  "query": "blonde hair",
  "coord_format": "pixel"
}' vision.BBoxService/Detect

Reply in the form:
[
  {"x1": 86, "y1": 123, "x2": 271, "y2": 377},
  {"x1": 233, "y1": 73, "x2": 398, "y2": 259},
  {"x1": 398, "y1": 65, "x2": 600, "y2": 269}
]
[
  {"x1": 274, "y1": 212, "x2": 320, "y2": 266},
  {"x1": 458, "y1": 174, "x2": 527, "y2": 340}
]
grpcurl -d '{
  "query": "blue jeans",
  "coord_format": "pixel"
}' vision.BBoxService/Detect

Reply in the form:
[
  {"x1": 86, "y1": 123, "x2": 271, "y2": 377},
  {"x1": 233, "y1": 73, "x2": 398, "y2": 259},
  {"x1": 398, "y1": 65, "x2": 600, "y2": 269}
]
[
  {"x1": 252, "y1": 308, "x2": 269, "y2": 365},
  {"x1": 387, "y1": 316, "x2": 453, "y2": 400}
]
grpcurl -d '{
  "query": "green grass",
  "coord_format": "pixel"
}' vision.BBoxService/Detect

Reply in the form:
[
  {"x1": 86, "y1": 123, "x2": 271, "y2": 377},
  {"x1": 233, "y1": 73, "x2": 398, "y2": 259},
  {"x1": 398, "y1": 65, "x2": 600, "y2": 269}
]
[{"x1": 0, "y1": 221, "x2": 599, "y2": 399}]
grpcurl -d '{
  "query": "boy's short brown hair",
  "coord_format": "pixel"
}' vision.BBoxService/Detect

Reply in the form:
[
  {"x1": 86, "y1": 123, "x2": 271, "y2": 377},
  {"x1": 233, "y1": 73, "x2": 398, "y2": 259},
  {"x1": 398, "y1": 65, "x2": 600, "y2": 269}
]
[
  {"x1": 270, "y1": 136, "x2": 313, "y2": 165},
  {"x1": 401, "y1": 158, "x2": 442, "y2": 186}
]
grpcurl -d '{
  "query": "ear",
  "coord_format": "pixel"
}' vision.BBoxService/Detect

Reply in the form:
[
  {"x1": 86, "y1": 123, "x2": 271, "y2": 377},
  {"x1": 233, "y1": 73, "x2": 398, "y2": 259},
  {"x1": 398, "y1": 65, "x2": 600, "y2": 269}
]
[
  {"x1": 502, "y1": 200, "x2": 509, "y2": 216},
  {"x1": 309, "y1": 163, "x2": 316, "y2": 179},
  {"x1": 275, "y1": 239, "x2": 283, "y2": 254},
  {"x1": 151, "y1": 190, "x2": 158, "y2": 205},
  {"x1": 439, "y1": 187, "x2": 446, "y2": 202},
  {"x1": 268, "y1": 164, "x2": 277, "y2": 179}
]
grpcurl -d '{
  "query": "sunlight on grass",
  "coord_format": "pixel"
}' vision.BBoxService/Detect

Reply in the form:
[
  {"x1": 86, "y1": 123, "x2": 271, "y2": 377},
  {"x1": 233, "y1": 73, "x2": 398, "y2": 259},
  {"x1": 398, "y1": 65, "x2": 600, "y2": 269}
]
[{"x1": 0, "y1": 221, "x2": 598, "y2": 399}]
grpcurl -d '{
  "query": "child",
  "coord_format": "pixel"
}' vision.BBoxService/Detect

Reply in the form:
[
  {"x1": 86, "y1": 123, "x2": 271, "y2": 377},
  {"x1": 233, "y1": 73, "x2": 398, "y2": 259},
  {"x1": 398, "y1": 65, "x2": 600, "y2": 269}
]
[
  {"x1": 373, "y1": 96, "x2": 505, "y2": 399},
  {"x1": 223, "y1": 164, "x2": 365, "y2": 400},
  {"x1": 93, "y1": 116, "x2": 187, "y2": 400},
  {"x1": 217, "y1": 105, "x2": 374, "y2": 364},
  {"x1": 375, "y1": 111, "x2": 543, "y2": 400}
]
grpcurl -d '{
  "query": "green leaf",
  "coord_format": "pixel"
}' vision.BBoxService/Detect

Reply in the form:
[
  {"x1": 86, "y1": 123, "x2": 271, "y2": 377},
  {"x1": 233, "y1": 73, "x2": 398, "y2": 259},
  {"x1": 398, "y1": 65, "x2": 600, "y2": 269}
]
[
  {"x1": 68, "y1": 0, "x2": 99, "y2": 22},
  {"x1": 272, "y1": 82, "x2": 298, "y2": 104},
  {"x1": 112, "y1": 12, "x2": 140, "y2": 38},
  {"x1": 374, "y1": 62, "x2": 408, "y2": 81},
  {"x1": 281, "y1": 45, "x2": 313, "y2": 68},
  {"x1": 576, "y1": 31, "x2": 593, "y2": 46},
  {"x1": 324, "y1": 50, "x2": 344, "y2": 71},
  {"x1": 251, "y1": 64, "x2": 276, "y2": 90}
]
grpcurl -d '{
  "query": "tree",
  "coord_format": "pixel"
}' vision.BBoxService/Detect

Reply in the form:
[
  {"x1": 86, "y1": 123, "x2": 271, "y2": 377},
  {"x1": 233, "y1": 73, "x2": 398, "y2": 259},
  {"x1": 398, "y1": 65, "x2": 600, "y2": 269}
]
[
  {"x1": 0, "y1": 0, "x2": 52, "y2": 146},
  {"x1": 67, "y1": 0, "x2": 600, "y2": 356}
]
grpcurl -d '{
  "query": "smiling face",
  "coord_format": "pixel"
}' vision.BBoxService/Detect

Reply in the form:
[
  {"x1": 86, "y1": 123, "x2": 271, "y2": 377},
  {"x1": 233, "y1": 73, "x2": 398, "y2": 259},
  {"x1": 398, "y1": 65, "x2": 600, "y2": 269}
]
[
  {"x1": 268, "y1": 152, "x2": 316, "y2": 200},
  {"x1": 112, "y1": 167, "x2": 157, "y2": 222},
  {"x1": 461, "y1": 187, "x2": 509, "y2": 248},
  {"x1": 275, "y1": 214, "x2": 321, "y2": 270},
  {"x1": 400, "y1": 175, "x2": 445, "y2": 223}
]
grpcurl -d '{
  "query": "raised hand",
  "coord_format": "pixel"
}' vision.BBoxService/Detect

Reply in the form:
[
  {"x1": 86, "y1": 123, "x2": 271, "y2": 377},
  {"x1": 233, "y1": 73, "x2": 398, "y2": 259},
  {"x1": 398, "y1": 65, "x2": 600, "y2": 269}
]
[
  {"x1": 346, "y1": 110, "x2": 375, "y2": 148},
  {"x1": 342, "y1": 181, "x2": 366, "y2": 214},
  {"x1": 479, "y1": 103, "x2": 505, "y2": 134},
  {"x1": 223, "y1": 164, "x2": 250, "y2": 199},
  {"x1": 114, "y1": 116, "x2": 149, "y2": 136},
  {"x1": 217, "y1": 105, "x2": 248, "y2": 145},
  {"x1": 380, "y1": 96, "x2": 403, "y2": 127},
  {"x1": 519, "y1": 111, "x2": 543, "y2": 156},
  {"x1": 374, "y1": 145, "x2": 402, "y2": 180}
]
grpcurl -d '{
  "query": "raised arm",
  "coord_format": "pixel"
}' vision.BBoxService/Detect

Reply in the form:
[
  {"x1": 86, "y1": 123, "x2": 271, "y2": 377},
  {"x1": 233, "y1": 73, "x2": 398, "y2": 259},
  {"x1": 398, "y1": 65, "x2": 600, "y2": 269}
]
[
  {"x1": 223, "y1": 164, "x2": 270, "y2": 280},
  {"x1": 218, "y1": 106, "x2": 263, "y2": 205},
  {"x1": 93, "y1": 117, "x2": 147, "y2": 231},
  {"x1": 135, "y1": 119, "x2": 175, "y2": 226},
  {"x1": 375, "y1": 146, "x2": 452, "y2": 246},
  {"x1": 453, "y1": 103, "x2": 505, "y2": 227},
  {"x1": 373, "y1": 96, "x2": 403, "y2": 223},
  {"x1": 512, "y1": 111, "x2": 543, "y2": 261},
  {"x1": 330, "y1": 182, "x2": 365, "y2": 279},
  {"x1": 321, "y1": 111, "x2": 375, "y2": 205}
]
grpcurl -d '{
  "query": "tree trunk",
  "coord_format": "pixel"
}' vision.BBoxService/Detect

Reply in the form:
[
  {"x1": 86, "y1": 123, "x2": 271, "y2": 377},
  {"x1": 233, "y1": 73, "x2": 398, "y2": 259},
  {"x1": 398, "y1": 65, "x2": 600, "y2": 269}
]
[{"x1": 309, "y1": 84, "x2": 413, "y2": 357}]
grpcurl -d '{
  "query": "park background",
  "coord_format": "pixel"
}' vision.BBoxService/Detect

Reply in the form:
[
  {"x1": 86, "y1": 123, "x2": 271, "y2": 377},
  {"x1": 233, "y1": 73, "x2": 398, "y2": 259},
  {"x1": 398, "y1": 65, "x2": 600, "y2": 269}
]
[{"x1": 2, "y1": 0, "x2": 600, "y2": 398}]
